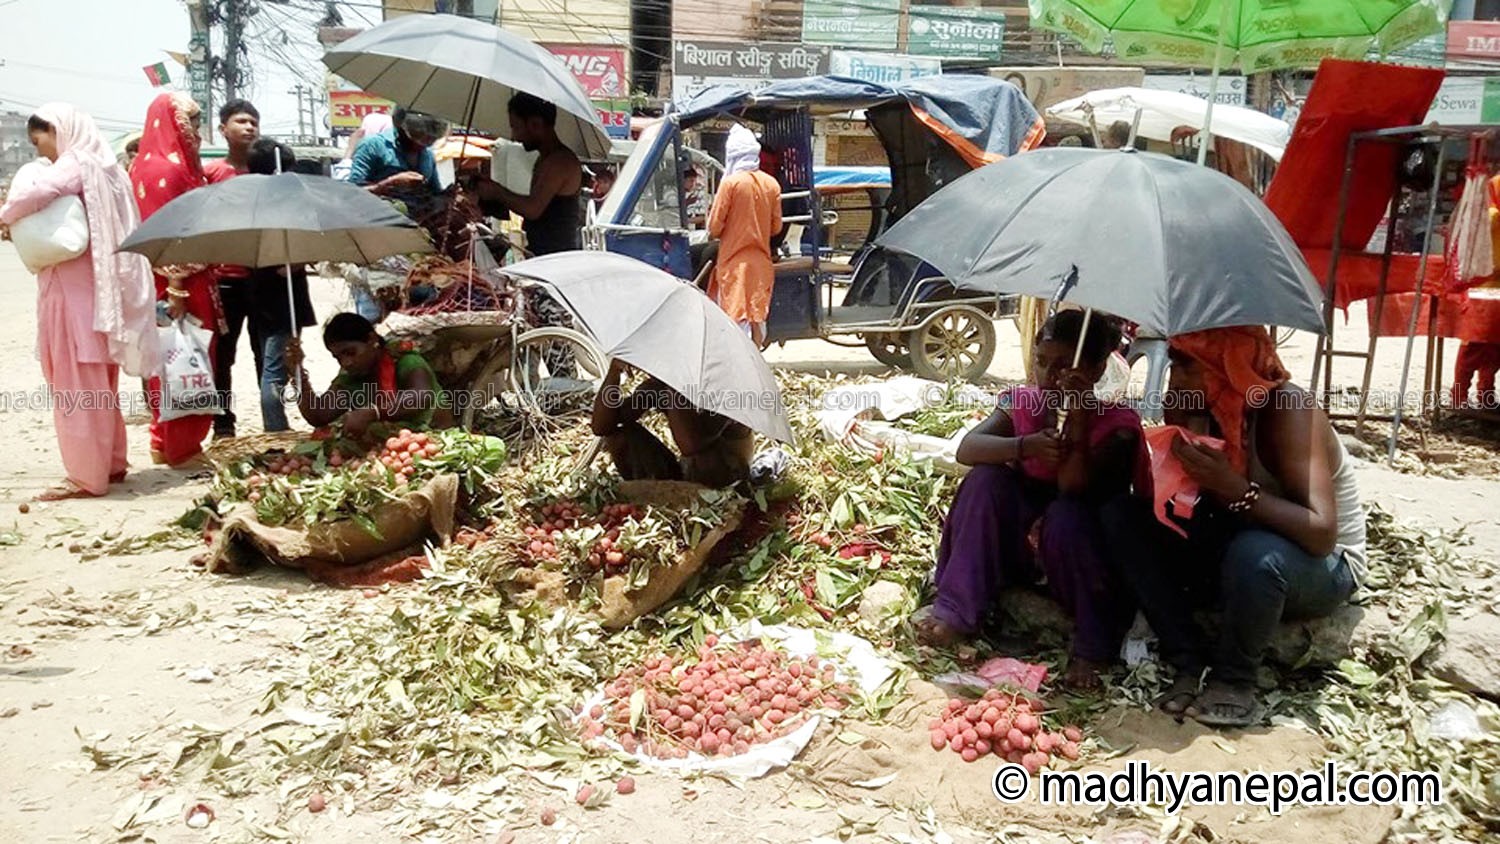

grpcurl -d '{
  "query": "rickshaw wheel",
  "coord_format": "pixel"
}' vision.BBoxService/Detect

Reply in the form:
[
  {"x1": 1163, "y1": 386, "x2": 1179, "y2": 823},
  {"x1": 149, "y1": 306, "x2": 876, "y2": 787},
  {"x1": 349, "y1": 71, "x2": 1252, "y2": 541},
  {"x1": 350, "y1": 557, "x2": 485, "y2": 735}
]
[
  {"x1": 863, "y1": 332, "x2": 912, "y2": 368},
  {"x1": 906, "y1": 308, "x2": 996, "y2": 383}
]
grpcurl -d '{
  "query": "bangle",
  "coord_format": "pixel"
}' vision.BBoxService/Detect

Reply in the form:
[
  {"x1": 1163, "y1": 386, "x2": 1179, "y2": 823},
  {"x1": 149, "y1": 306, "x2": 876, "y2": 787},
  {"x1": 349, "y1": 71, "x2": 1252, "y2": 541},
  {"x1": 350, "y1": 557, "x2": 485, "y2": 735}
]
[
  {"x1": 1227, "y1": 481, "x2": 1261, "y2": 514},
  {"x1": 166, "y1": 287, "x2": 190, "y2": 300}
]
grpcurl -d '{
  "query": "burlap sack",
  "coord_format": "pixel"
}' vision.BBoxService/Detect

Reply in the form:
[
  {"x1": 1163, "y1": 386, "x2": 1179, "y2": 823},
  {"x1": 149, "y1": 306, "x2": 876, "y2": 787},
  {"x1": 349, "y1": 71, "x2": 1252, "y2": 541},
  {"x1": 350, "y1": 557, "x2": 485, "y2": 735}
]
[
  {"x1": 595, "y1": 480, "x2": 745, "y2": 630},
  {"x1": 207, "y1": 474, "x2": 460, "y2": 574}
]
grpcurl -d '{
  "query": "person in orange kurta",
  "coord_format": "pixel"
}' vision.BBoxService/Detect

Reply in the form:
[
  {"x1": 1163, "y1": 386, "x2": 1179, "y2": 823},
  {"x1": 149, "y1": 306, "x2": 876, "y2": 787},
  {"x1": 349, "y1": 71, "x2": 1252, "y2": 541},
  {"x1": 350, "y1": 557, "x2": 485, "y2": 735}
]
[{"x1": 707, "y1": 125, "x2": 781, "y2": 348}]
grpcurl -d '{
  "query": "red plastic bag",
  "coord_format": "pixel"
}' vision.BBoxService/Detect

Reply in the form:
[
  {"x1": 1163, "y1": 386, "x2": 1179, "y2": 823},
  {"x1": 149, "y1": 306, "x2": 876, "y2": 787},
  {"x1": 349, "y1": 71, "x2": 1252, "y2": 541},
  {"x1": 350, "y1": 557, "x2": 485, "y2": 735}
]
[{"x1": 1144, "y1": 425, "x2": 1227, "y2": 538}]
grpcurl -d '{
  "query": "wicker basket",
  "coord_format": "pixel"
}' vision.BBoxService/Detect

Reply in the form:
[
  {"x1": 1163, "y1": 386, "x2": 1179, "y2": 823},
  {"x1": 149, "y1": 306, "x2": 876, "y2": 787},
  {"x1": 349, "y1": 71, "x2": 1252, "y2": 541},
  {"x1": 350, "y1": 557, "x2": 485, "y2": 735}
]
[{"x1": 205, "y1": 431, "x2": 311, "y2": 465}]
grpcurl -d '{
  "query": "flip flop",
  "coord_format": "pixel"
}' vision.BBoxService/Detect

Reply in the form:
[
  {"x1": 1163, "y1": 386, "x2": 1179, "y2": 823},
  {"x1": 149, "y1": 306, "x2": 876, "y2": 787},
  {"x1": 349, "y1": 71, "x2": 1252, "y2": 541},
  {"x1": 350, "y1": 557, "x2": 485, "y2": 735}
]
[{"x1": 1187, "y1": 683, "x2": 1262, "y2": 728}]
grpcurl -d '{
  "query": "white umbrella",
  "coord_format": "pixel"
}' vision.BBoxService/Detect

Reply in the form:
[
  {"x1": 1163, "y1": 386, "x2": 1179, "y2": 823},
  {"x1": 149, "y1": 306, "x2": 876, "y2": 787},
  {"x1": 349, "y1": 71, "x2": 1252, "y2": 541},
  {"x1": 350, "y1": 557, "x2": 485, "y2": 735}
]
[
  {"x1": 1047, "y1": 87, "x2": 1291, "y2": 161},
  {"x1": 323, "y1": 14, "x2": 611, "y2": 160}
]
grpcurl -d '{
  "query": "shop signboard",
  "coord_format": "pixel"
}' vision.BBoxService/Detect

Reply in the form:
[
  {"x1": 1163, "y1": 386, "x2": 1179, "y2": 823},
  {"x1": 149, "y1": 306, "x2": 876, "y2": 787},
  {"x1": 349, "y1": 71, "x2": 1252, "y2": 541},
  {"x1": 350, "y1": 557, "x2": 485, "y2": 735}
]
[
  {"x1": 672, "y1": 40, "x2": 830, "y2": 103},
  {"x1": 803, "y1": 0, "x2": 901, "y2": 51},
  {"x1": 328, "y1": 90, "x2": 393, "y2": 131},
  {"x1": 544, "y1": 44, "x2": 629, "y2": 99},
  {"x1": 907, "y1": 5, "x2": 1005, "y2": 60},
  {"x1": 1425, "y1": 76, "x2": 1500, "y2": 125},
  {"x1": 829, "y1": 51, "x2": 941, "y2": 86},
  {"x1": 1143, "y1": 74, "x2": 1246, "y2": 106},
  {"x1": 988, "y1": 66, "x2": 1146, "y2": 111}
]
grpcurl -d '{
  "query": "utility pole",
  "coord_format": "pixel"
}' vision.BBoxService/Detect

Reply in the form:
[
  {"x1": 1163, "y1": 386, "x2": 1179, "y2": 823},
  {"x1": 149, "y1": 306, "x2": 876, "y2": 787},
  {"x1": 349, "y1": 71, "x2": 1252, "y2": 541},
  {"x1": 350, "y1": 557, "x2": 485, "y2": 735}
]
[
  {"x1": 223, "y1": 0, "x2": 243, "y2": 102},
  {"x1": 186, "y1": 1, "x2": 214, "y2": 143},
  {"x1": 289, "y1": 84, "x2": 307, "y2": 136}
]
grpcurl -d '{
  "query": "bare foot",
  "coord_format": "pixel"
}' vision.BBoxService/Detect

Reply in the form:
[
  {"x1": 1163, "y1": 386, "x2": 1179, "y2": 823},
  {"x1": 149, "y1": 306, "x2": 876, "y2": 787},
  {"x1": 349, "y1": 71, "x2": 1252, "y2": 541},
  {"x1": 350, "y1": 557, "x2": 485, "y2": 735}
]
[
  {"x1": 1062, "y1": 657, "x2": 1107, "y2": 691},
  {"x1": 150, "y1": 450, "x2": 167, "y2": 465},
  {"x1": 914, "y1": 612, "x2": 966, "y2": 648},
  {"x1": 35, "y1": 482, "x2": 101, "y2": 502}
]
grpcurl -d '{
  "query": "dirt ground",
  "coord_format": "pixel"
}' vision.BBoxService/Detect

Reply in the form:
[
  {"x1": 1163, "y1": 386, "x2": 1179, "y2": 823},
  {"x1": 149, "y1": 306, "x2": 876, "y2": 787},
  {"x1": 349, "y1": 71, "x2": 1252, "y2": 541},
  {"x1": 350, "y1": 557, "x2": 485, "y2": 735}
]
[{"x1": 0, "y1": 243, "x2": 1494, "y2": 843}]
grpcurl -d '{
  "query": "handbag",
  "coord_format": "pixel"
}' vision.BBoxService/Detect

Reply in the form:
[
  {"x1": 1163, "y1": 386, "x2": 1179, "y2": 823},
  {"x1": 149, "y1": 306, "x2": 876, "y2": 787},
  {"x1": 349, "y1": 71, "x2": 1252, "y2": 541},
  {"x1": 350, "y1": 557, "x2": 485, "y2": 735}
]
[{"x1": 8, "y1": 160, "x2": 89, "y2": 273}]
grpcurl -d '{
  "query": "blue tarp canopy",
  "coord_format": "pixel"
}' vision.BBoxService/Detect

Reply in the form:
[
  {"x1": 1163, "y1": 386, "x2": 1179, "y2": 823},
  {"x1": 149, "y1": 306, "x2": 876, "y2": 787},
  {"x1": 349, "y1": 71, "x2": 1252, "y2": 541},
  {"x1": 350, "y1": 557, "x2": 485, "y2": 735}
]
[{"x1": 674, "y1": 74, "x2": 1043, "y2": 162}]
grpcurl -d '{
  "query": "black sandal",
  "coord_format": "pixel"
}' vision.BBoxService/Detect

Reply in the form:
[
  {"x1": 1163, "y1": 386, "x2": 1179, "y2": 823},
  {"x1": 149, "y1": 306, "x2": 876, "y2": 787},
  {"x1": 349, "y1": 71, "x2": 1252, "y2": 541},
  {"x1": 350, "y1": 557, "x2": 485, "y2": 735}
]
[
  {"x1": 1187, "y1": 682, "x2": 1262, "y2": 728},
  {"x1": 1156, "y1": 676, "x2": 1200, "y2": 716}
]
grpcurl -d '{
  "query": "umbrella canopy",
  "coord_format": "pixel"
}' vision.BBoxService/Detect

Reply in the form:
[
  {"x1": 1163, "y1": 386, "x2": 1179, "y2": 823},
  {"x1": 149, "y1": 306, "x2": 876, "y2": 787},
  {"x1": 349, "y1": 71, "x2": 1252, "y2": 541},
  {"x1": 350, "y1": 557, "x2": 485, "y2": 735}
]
[
  {"x1": 119, "y1": 173, "x2": 432, "y2": 267},
  {"x1": 503, "y1": 251, "x2": 795, "y2": 444},
  {"x1": 875, "y1": 147, "x2": 1324, "y2": 335},
  {"x1": 1030, "y1": 0, "x2": 1448, "y2": 73},
  {"x1": 323, "y1": 14, "x2": 610, "y2": 160},
  {"x1": 1047, "y1": 87, "x2": 1291, "y2": 161}
]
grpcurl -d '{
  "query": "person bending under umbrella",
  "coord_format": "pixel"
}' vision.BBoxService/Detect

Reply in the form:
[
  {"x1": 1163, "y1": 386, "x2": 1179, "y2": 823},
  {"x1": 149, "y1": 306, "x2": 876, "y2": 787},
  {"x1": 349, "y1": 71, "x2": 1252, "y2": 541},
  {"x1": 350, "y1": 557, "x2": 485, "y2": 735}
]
[
  {"x1": 591, "y1": 360, "x2": 754, "y2": 489},
  {"x1": 915, "y1": 311, "x2": 1148, "y2": 690},
  {"x1": 285, "y1": 314, "x2": 451, "y2": 439},
  {"x1": 1102, "y1": 326, "x2": 1365, "y2": 727}
]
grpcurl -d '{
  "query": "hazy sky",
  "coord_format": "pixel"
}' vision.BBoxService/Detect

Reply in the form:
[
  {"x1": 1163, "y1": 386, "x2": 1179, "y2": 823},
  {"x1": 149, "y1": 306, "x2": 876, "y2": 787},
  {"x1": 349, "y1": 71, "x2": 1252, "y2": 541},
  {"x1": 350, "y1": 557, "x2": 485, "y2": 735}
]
[{"x1": 0, "y1": 0, "x2": 354, "y2": 140}]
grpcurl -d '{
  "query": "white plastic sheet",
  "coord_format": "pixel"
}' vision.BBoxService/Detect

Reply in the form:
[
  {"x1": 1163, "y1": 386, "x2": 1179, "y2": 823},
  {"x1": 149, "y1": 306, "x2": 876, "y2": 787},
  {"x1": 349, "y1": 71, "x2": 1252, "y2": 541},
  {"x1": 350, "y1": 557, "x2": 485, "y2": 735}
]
[{"x1": 577, "y1": 623, "x2": 896, "y2": 779}]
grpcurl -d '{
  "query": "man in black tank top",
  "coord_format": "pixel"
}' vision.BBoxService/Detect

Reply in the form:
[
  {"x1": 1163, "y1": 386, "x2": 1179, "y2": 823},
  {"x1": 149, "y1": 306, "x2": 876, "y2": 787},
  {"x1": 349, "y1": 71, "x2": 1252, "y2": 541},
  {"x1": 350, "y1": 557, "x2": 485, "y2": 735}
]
[{"x1": 467, "y1": 93, "x2": 582, "y2": 256}]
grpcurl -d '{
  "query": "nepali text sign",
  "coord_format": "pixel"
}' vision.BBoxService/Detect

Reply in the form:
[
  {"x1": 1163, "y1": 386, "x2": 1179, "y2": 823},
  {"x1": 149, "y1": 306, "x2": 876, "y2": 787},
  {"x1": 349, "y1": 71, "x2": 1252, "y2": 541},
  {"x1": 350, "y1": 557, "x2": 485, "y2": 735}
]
[
  {"x1": 328, "y1": 90, "x2": 393, "y2": 131},
  {"x1": 672, "y1": 40, "x2": 830, "y2": 103},
  {"x1": 830, "y1": 51, "x2": 941, "y2": 86},
  {"x1": 1425, "y1": 77, "x2": 1500, "y2": 125},
  {"x1": 545, "y1": 44, "x2": 628, "y2": 99},
  {"x1": 1448, "y1": 21, "x2": 1500, "y2": 61},
  {"x1": 989, "y1": 67, "x2": 1145, "y2": 110},
  {"x1": 803, "y1": 0, "x2": 901, "y2": 51},
  {"x1": 908, "y1": 5, "x2": 1005, "y2": 60},
  {"x1": 1143, "y1": 74, "x2": 1246, "y2": 106},
  {"x1": 595, "y1": 101, "x2": 631, "y2": 139}
]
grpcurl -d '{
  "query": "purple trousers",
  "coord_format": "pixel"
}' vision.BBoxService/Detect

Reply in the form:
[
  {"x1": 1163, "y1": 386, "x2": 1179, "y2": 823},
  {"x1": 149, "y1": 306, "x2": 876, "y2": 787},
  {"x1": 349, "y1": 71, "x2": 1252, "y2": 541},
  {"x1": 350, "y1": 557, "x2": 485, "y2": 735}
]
[{"x1": 931, "y1": 464, "x2": 1135, "y2": 663}]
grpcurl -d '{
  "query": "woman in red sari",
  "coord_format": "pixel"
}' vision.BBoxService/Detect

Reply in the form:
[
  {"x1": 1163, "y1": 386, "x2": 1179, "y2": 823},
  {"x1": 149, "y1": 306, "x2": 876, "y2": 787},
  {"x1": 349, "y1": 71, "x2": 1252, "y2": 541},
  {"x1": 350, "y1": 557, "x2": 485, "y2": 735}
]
[{"x1": 130, "y1": 92, "x2": 222, "y2": 466}]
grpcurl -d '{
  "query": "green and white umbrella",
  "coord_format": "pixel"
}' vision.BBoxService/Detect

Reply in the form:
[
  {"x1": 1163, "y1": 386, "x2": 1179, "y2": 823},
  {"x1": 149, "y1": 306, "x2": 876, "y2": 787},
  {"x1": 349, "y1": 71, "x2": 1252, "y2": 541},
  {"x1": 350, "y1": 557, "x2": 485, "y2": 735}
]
[{"x1": 1029, "y1": 0, "x2": 1451, "y2": 161}]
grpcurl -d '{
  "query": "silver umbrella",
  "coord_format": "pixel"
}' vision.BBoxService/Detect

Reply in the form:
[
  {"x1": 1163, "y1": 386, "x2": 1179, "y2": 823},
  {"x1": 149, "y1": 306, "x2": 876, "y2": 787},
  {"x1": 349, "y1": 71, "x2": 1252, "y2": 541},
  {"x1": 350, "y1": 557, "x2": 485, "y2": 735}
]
[
  {"x1": 323, "y1": 14, "x2": 611, "y2": 160},
  {"x1": 876, "y1": 147, "x2": 1325, "y2": 336},
  {"x1": 504, "y1": 251, "x2": 795, "y2": 445}
]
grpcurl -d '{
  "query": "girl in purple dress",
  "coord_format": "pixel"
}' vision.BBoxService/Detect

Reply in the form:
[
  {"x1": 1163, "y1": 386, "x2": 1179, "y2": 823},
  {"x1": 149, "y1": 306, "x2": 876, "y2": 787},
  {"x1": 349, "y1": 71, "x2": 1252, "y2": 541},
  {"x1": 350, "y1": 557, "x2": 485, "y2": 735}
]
[{"x1": 915, "y1": 311, "x2": 1149, "y2": 689}]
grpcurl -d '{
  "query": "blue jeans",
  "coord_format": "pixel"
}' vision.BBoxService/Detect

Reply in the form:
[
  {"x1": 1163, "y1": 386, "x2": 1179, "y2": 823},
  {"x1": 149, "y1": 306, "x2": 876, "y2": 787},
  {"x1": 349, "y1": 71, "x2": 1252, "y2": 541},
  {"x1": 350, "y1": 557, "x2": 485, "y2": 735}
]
[
  {"x1": 1102, "y1": 498, "x2": 1356, "y2": 687},
  {"x1": 259, "y1": 332, "x2": 292, "y2": 433}
]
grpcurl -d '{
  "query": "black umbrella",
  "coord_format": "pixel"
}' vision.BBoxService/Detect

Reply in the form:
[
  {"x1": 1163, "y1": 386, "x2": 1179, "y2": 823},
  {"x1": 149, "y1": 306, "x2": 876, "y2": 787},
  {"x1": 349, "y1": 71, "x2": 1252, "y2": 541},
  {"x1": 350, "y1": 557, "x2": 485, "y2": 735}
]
[
  {"x1": 120, "y1": 170, "x2": 433, "y2": 400},
  {"x1": 118, "y1": 172, "x2": 432, "y2": 266},
  {"x1": 876, "y1": 147, "x2": 1325, "y2": 336}
]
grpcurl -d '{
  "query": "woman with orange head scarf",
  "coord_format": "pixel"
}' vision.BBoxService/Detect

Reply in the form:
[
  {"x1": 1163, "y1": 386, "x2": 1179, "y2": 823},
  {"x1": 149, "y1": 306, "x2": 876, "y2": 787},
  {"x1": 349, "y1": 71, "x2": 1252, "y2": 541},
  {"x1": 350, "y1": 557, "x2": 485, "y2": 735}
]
[
  {"x1": 130, "y1": 92, "x2": 222, "y2": 467},
  {"x1": 1103, "y1": 325, "x2": 1365, "y2": 728}
]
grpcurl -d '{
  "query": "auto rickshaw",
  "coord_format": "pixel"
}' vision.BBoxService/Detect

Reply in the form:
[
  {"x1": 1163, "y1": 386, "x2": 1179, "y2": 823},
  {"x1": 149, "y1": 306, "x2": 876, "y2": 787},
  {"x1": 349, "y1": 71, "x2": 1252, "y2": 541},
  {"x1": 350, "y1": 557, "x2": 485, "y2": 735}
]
[{"x1": 586, "y1": 75, "x2": 1046, "y2": 381}]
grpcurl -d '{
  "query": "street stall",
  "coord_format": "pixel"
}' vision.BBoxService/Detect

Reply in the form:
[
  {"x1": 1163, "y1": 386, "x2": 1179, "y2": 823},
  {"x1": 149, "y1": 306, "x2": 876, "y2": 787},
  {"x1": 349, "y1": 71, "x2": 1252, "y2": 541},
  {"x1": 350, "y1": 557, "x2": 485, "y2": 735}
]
[
  {"x1": 1259, "y1": 60, "x2": 1485, "y2": 461},
  {"x1": 592, "y1": 75, "x2": 1046, "y2": 381}
]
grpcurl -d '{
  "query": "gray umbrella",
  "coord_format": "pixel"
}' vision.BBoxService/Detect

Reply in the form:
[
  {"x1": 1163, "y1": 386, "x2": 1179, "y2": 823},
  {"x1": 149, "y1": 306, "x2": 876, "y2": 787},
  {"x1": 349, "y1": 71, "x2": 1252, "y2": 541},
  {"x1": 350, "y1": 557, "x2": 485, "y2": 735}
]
[
  {"x1": 876, "y1": 147, "x2": 1325, "y2": 335},
  {"x1": 118, "y1": 173, "x2": 433, "y2": 266},
  {"x1": 504, "y1": 251, "x2": 795, "y2": 444},
  {"x1": 323, "y1": 14, "x2": 611, "y2": 160}
]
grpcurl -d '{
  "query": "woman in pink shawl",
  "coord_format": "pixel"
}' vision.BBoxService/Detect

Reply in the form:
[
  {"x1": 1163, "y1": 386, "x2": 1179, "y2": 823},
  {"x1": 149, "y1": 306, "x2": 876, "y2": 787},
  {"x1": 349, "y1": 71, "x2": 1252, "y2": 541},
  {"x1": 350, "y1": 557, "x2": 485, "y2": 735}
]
[
  {"x1": 914, "y1": 311, "x2": 1150, "y2": 689},
  {"x1": 131, "y1": 92, "x2": 221, "y2": 467},
  {"x1": 0, "y1": 103, "x2": 159, "y2": 499}
]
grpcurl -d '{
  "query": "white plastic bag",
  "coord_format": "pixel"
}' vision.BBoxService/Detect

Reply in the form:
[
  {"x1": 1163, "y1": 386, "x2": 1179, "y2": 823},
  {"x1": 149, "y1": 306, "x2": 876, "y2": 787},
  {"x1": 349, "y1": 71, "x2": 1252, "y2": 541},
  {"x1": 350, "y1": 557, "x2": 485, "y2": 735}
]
[
  {"x1": 489, "y1": 139, "x2": 538, "y2": 195},
  {"x1": 8, "y1": 160, "x2": 89, "y2": 274},
  {"x1": 157, "y1": 317, "x2": 220, "y2": 422}
]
